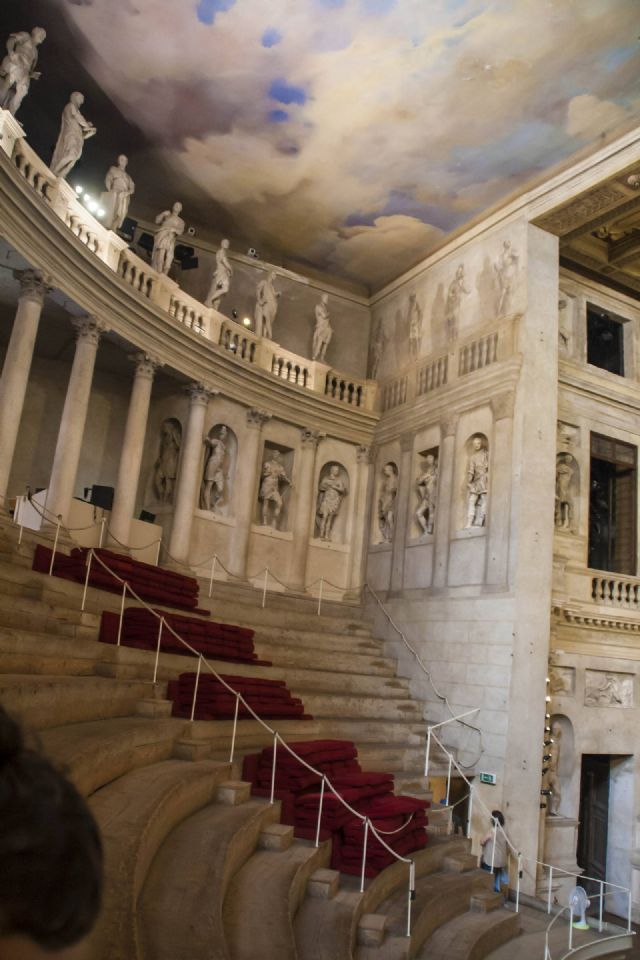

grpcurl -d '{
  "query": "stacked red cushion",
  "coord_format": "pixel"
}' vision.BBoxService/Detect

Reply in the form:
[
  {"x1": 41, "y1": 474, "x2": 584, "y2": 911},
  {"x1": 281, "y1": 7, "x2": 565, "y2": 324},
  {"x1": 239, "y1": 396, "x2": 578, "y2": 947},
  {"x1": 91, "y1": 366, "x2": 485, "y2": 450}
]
[{"x1": 167, "y1": 673, "x2": 311, "y2": 720}]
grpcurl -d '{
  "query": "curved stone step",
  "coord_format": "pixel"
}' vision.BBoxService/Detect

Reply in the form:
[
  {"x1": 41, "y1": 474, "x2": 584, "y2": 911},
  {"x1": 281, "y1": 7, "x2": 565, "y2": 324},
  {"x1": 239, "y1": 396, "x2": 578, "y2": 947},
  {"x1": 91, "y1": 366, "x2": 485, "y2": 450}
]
[
  {"x1": 254, "y1": 642, "x2": 396, "y2": 676},
  {"x1": 301, "y1": 692, "x2": 423, "y2": 722},
  {"x1": 138, "y1": 794, "x2": 280, "y2": 960},
  {"x1": 223, "y1": 839, "x2": 331, "y2": 960},
  {"x1": 39, "y1": 715, "x2": 184, "y2": 795},
  {"x1": 417, "y1": 908, "x2": 520, "y2": 959},
  {"x1": 87, "y1": 758, "x2": 232, "y2": 960}
]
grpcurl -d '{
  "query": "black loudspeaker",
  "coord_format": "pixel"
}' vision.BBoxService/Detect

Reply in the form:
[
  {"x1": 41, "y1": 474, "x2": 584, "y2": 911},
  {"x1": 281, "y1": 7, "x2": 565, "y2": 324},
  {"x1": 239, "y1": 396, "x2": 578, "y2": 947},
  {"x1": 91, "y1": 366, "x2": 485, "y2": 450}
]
[
  {"x1": 139, "y1": 510, "x2": 156, "y2": 523},
  {"x1": 90, "y1": 485, "x2": 114, "y2": 511}
]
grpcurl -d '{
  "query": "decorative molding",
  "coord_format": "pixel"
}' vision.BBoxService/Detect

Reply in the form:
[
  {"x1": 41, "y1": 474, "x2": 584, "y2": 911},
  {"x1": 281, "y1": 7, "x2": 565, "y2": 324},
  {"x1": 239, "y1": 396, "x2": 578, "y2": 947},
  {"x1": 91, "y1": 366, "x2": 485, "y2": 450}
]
[
  {"x1": 538, "y1": 184, "x2": 627, "y2": 236},
  {"x1": 71, "y1": 315, "x2": 108, "y2": 345},
  {"x1": 14, "y1": 268, "x2": 52, "y2": 305},
  {"x1": 552, "y1": 603, "x2": 640, "y2": 633}
]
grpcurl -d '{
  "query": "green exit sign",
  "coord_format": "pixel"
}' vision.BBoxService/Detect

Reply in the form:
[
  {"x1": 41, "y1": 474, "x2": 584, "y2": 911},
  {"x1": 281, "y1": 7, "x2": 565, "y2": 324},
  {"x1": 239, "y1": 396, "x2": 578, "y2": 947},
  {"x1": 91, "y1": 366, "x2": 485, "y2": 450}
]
[{"x1": 479, "y1": 772, "x2": 497, "y2": 785}]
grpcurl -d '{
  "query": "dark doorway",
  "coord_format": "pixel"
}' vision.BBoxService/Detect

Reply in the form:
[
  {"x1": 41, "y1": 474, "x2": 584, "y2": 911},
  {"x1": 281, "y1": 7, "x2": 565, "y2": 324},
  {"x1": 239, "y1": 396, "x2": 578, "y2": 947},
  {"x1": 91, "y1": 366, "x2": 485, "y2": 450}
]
[
  {"x1": 587, "y1": 305, "x2": 624, "y2": 376},
  {"x1": 577, "y1": 754, "x2": 610, "y2": 897},
  {"x1": 589, "y1": 435, "x2": 637, "y2": 574}
]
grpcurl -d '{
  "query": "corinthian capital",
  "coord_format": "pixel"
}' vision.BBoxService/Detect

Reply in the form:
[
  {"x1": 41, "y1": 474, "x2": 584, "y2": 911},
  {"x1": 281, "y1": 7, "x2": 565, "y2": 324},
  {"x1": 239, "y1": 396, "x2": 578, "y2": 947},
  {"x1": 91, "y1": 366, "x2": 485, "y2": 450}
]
[
  {"x1": 246, "y1": 408, "x2": 271, "y2": 430},
  {"x1": 14, "y1": 269, "x2": 52, "y2": 306},
  {"x1": 186, "y1": 382, "x2": 215, "y2": 406},
  {"x1": 71, "y1": 315, "x2": 108, "y2": 345},
  {"x1": 130, "y1": 352, "x2": 163, "y2": 380}
]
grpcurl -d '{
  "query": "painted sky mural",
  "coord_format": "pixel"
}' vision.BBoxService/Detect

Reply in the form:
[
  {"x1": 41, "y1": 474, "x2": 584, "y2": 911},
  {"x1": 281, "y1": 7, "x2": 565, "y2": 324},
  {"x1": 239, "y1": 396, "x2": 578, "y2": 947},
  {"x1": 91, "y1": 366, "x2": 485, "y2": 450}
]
[{"x1": 49, "y1": 0, "x2": 640, "y2": 290}]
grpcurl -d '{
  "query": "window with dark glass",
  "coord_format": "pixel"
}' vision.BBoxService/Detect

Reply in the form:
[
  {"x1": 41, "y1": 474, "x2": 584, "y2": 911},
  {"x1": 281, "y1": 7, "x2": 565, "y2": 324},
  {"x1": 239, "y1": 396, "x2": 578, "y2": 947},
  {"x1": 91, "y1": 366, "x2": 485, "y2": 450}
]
[
  {"x1": 589, "y1": 434, "x2": 636, "y2": 575},
  {"x1": 586, "y1": 304, "x2": 624, "y2": 376}
]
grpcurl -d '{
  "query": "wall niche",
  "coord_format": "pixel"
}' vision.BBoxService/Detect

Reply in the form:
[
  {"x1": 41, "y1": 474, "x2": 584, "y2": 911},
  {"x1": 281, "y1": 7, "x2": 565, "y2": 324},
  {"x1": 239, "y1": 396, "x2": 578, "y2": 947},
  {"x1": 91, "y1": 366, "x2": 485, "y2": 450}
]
[
  {"x1": 199, "y1": 423, "x2": 237, "y2": 518},
  {"x1": 150, "y1": 417, "x2": 182, "y2": 507},
  {"x1": 314, "y1": 461, "x2": 350, "y2": 543},
  {"x1": 412, "y1": 446, "x2": 439, "y2": 539},
  {"x1": 372, "y1": 460, "x2": 399, "y2": 546},
  {"x1": 256, "y1": 442, "x2": 294, "y2": 531},
  {"x1": 461, "y1": 433, "x2": 489, "y2": 531},
  {"x1": 554, "y1": 452, "x2": 579, "y2": 534}
]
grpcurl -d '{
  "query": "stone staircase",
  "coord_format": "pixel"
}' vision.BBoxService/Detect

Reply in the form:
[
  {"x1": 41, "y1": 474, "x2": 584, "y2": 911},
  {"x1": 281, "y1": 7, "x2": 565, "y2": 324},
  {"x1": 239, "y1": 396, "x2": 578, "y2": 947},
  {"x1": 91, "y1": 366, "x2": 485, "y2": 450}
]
[{"x1": 0, "y1": 518, "x2": 520, "y2": 960}]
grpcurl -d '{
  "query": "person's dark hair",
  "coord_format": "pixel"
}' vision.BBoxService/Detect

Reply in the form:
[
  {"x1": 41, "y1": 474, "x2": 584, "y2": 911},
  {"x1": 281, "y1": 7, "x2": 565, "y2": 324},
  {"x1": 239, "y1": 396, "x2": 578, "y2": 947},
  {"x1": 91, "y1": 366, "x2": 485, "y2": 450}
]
[
  {"x1": 0, "y1": 707, "x2": 102, "y2": 950},
  {"x1": 491, "y1": 809, "x2": 505, "y2": 827}
]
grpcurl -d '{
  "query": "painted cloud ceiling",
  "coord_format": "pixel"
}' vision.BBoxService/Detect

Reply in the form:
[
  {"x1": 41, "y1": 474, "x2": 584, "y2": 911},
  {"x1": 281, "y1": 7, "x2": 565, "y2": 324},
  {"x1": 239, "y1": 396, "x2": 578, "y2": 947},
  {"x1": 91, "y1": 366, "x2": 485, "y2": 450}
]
[{"x1": 39, "y1": 1, "x2": 640, "y2": 289}]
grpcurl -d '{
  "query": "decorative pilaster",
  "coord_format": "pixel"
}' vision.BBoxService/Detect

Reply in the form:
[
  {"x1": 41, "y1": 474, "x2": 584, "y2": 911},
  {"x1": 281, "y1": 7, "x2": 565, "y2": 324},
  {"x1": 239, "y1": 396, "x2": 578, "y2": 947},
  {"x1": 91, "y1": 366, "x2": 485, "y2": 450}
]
[
  {"x1": 288, "y1": 428, "x2": 323, "y2": 591},
  {"x1": 0, "y1": 269, "x2": 52, "y2": 504},
  {"x1": 486, "y1": 391, "x2": 515, "y2": 585},
  {"x1": 167, "y1": 383, "x2": 214, "y2": 565},
  {"x1": 389, "y1": 431, "x2": 415, "y2": 593},
  {"x1": 228, "y1": 408, "x2": 271, "y2": 578},
  {"x1": 108, "y1": 353, "x2": 162, "y2": 548},
  {"x1": 45, "y1": 316, "x2": 107, "y2": 525},
  {"x1": 432, "y1": 412, "x2": 459, "y2": 588},
  {"x1": 349, "y1": 444, "x2": 373, "y2": 591}
]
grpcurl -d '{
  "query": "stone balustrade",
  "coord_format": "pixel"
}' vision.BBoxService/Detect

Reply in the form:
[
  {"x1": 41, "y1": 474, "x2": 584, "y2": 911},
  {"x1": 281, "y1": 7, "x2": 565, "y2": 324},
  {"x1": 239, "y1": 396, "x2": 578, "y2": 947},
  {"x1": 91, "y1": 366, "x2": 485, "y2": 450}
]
[
  {"x1": 458, "y1": 329, "x2": 499, "y2": 376},
  {"x1": 271, "y1": 350, "x2": 310, "y2": 387},
  {"x1": 380, "y1": 375, "x2": 408, "y2": 412},
  {"x1": 417, "y1": 354, "x2": 448, "y2": 396},
  {"x1": 592, "y1": 573, "x2": 640, "y2": 609},
  {"x1": 218, "y1": 318, "x2": 259, "y2": 363},
  {"x1": 12, "y1": 138, "x2": 55, "y2": 202},
  {"x1": 324, "y1": 371, "x2": 370, "y2": 408}
]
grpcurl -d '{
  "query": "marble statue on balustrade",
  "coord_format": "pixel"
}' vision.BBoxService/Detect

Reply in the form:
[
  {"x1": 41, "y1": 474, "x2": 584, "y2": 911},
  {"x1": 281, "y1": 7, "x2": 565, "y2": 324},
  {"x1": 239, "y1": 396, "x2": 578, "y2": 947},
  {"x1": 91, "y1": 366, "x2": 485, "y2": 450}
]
[
  {"x1": 151, "y1": 202, "x2": 185, "y2": 275},
  {"x1": 259, "y1": 450, "x2": 291, "y2": 527},
  {"x1": 445, "y1": 265, "x2": 470, "y2": 343},
  {"x1": 153, "y1": 418, "x2": 182, "y2": 504},
  {"x1": 312, "y1": 294, "x2": 332, "y2": 363},
  {"x1": 101, "y1": 155, "x2": 135, "y2": 233},
  {"x1": 254, "y1": 272, "x2": 280, "y2": 339},
  {"x1": 205, "y1": 239, "x2": 233, "y2": 310},
  {"x1": 555, "y1": 454, "x2": 575, "y2": 531},
  {"x1": 466, "y1": 436, "x2": 489, "y2": 528},
  {"x1": 377, "y1": 462, "x2": 398, "y2": 543},
  {"x1": 50, "y1": 92, "x2": 96, "y2": 180},
  {"x1": 493, "y1": 240, "x2": 519, "y2": 317},
  {"x1": 316, "y1": 464, "x2": 347, "y2": 541},
  {"x1": 415, "y1": 453, "x2": 438, "y2": 535},
  {"x1": 408, "y1": 293, "x2": 423, "y2": 361},
  {"x1": 200, "y1": 426, "x2": 228, "y2": 513},
  {"x1": 0, "y1": 26, "x2": 46, "y2": 117}
]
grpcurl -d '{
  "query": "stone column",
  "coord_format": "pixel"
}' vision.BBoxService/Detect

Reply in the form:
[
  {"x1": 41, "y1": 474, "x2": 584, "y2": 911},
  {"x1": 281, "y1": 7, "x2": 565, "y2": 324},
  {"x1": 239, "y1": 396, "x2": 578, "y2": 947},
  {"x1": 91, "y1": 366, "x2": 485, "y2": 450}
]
[
  {"x1": 228, "y1": 408, "x2": 271, "y2": 579},
  {"x1": 45, "y1": 317, "x2": 107, "y2": 525},
  {"x1": 432, "y1": 412, "x2": 459, "y2": 589},
  {"x1": 349, "y1": 445, "x2": 373, "y2": 591},
  {"x1": 108, "y1": 353, "x2": 162, "y2": 549},
  {"x1": 287, "y1": 428, "x2": 322, "y2": 591},
  {"x1": 167, "y1": 383, "x2": 213, "y2": 566},
  {"x1": 0, "y1": 270, "x2": 51, "y2": 504},
  {"x1": 390, "y1": 431, "x2": 415, "y2": 593},
  {"x1": 486, "y1": 391, "x2": 515, "y2": 586}
]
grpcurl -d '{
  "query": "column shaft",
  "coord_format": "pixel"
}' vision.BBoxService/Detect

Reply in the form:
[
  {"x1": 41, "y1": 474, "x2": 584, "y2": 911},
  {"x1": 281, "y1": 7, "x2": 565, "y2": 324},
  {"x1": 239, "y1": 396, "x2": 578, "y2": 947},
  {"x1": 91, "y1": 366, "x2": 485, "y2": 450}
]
[
  {"x1": 228, "y1": 409, "x2": 270, "y2": 578},
  {"x1": 288, "y1": 429, "x2": 321, "y2": 590},
  {"x1": 349, "y1": 446, "x2": 373, "y2": 591},
  {"x1": 0, "y1": 270, "x2": 50, "y2": 502},
  {"x1": 432, "y1": 415, "x2": 458, "y2": 589},
  {"x1": 486, "y1": 393, "x2": 515, "y2": 585},
  {"x1": 108, "y1": 354, "x2": 160, "y2": 547},
  {"x1": 167, "y1": 383, "x2": 212, "y2": 565},
  {"x1": 46, "y1": 317, "x2": 106, "y2": 524}
]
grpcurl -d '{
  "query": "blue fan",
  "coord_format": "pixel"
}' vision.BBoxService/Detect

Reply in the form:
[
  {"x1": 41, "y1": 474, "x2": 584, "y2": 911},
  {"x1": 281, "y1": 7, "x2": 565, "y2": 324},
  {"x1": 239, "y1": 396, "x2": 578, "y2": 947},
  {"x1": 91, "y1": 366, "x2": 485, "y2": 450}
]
[{"x1": 569, "y1": 886, "x2": 590, "y2": 930}]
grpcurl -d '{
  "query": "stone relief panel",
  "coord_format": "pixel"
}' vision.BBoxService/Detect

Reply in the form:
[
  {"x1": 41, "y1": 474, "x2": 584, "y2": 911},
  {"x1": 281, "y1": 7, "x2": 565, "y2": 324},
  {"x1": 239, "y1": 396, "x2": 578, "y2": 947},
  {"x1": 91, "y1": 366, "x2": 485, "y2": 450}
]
[
  {"x1": 199, "y1": 423, "x2": 237, "y2": 517},
  {"x1": 414, "y1": 447, "x2": 438, "y2": 538},
  {"x1": 584, "y1": 670, "x2": 633, "y2": 708},
  {"x1": 374, "y1": 461, "x2": 399, "y2": 545},
  {"x1": 257, "y1": 442, "x2": 293, "y2": 530},
  {"x1": 152, "y1": 417, "x2": 182, "y2": 505},
  {"x1": 549, "y1": 665, "x2": 575, "y2": 696},
  {"x1": 463, "y1": 434, "x2": 489, "y2": 530},
  {"x1": 554, "y1": 453, "x2": 579, "y2": 534},
  {"x1": 315, "y1": 461, "x2": 349, "y2": 543}
]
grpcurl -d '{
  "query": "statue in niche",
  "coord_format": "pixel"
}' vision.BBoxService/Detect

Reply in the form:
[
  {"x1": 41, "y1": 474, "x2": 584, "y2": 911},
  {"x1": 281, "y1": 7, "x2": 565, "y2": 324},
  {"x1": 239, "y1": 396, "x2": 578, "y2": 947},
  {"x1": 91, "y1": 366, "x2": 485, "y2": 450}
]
[
  {"x1": 316, "y1": 465, "x2": 347, "y2": 541},
  {"x1": 205, "y1": 239, "x2": 233, "y2": 310},
  {"x1": 445, "y1": 265, "x2": 470, "y2": 342},
  {"x1": 585, "y1": 673, "x2": 626, "y2": 707},
  {"x1": 101, "y1": 155, "x2": 135, "y2": 233},
  {"x1": 544, "y1": 721, "x2": 562, "y2": 816},
  {"x1": 558, "y1": 298, "x2": 571, "y2": 354},
  {"x1": 555, "y1": 454, "x2": 575, "y2": 531},
  {"x1": 312, "y1": 294, "x2": 333, "y2": 362},
  {"x1": 254, "y1": 271, "x2": 280, "y2": 339},
  {"x1": 0, "y1": 26, "x2": 46, "y2": 116},
  {"x1": 200, "y1": 426, "x2": 228, "y2": 513},
  {"x1": 377, "y1": 462, "x2": 399, "y2": 543},
  {"x1": 415, "y1": 453, "x2": 438, "y2": 535},
  {"x1": 153, "y1": 418, "x2": 181, "y2": 503},
  {"x1": 493, "y1": 240, "x2": 519, "y2": 316},
  {"x1": 259, "y1": 450, "x2": 292, "y2": 527},
  {"x1": 408, "y1": 293, "x2": 423, "y2": 361},
  {"x1": 466, "y1": 436, "x2": 489, "y2": 528},
  {"x1": 50, "y1": 92, "x2": 97, "y2": 180},
  {"x1": 151, "y1": 202, "x2": 185, "y2": 275}
]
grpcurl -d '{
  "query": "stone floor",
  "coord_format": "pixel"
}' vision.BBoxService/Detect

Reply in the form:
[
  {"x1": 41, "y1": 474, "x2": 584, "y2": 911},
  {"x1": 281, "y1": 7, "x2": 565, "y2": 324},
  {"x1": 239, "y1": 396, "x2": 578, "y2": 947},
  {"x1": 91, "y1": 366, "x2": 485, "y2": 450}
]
[{"x1": 485, "y1": 904, "x2": 639, "y2": 959}]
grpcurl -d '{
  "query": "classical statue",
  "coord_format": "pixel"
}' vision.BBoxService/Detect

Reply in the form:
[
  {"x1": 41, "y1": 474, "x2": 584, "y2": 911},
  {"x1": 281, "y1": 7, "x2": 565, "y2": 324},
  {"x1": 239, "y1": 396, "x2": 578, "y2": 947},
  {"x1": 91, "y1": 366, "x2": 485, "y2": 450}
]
[
  {"x1": 316, "y1": 465, "x2": 347, "y2": 541},
  {"x1": 408, "y1": 293, "x2": 423, "y2": 360},
  {"x1": 259, "y1": 450, "x2": 291, "y2": 527},
  {"x1": 416, "y1": 453, "x2": 438, "y2": 535},
  {"x1": 151, "y1": 202, "x2": 185, "y2": 275},
  {"x1": 50, "y1": 92, "x2": 96, "y2": 181},
  {"x1": 205, "y1": 239, "x2": 233, "y2": 310},
  {"x1": 545, "y1": 722, "x2": 562, "y2": 816},
  {"x1": 254, "y1": 271, "x2": 280, "y2": 340},
  {"x1": 555, "y1": 454, "x2": 574, "y2": 531},
  {"x1": 101, "y1": 155, "x2": 135, "y2": 232},
  {"x1": 200, "y1": 426, "x2": 228, "y2": 512},
  {"x1": 312, "y1": 294, "x2": 332, "y2": 363},
  {"x1": 585, "y1": 673, "x2": 625, "y2": 707},
  {"x1": 466, "y1": 436, "x2": 489, "y2": 528},
  {"x1": 378, "y1": 462, "x2": 398, "y2": 543},
  {"x1": 445, "y1": 265, "x2": 469, "y2": 342},
  {"x1": 494, "y1": 240, "x2": 519, "y2": 316},
  {"x1": 153, "y1": 418, "x2": 181, "y2": 503},
  {"x1": 0, "y1": 26, "x2": 46, "y2": 116}
]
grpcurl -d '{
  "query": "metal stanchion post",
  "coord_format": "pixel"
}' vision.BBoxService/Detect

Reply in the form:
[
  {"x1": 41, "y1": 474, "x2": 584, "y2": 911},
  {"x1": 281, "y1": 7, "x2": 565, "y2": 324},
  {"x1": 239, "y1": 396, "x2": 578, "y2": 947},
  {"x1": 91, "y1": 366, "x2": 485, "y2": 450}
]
[
  {"x1": 317, "y1": 576, "x2": 324, "y2": 617},
  {"x1": 445, "y1": 755, "x2": 452, "y2": 806},
  {"x1": 359, "y1": 819, "x2": 369, "y2": 893},
  {"x1": 48, "y1": 518, "x2": 62, "y2": 576},
  {"x1": 515, "y1": 854, "x2": 522, "y2": 913},
  {"x1": 189, "y1": 657, "x2": 202, "y2": 722},
  {"x1": 547, "y1": 866, "x2": 553, "y2": 914},
  {"x1": 155, "y1": 539, "x2": 161, "y2": 566},
  {"x1": 99, "y1": 516, "x2": 106, "y2": 548},
  {"x1": 208, "y1": 555, "x2": 217, "y2": 599},
  {"x1": 152, "y1": 617, "x2": 164, "y2": 684},
  {"x1": 314, "y1": 777, "x2": 326, "y2": 848},
  {"x1": 262, "y1": 568, "x2": 268, "y2": 609},
  {"x1": 269, "y1": 733, "x2": 279, "y2": 804},
  {"x1": 229, "y1": 694, "x2": 240, "y2": 763},
  {"x1": 406, "y1": 860, "x2": 415, "y2": 937},
  {"x1": 116, "y1": 581, "x2": 127, "y2": 646},
  {"x1": 424, "y1": 727, "x2": 431, "y2": 777},
  {"x1": 467, "y1": 783, "x2": 473, "y2": 839},
  {"x1": 599, "y1": 880, "x2": 604, "y2": 933},
  {"x1": 81, "y1": 549, "x2": 93, "y2": 611}
]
